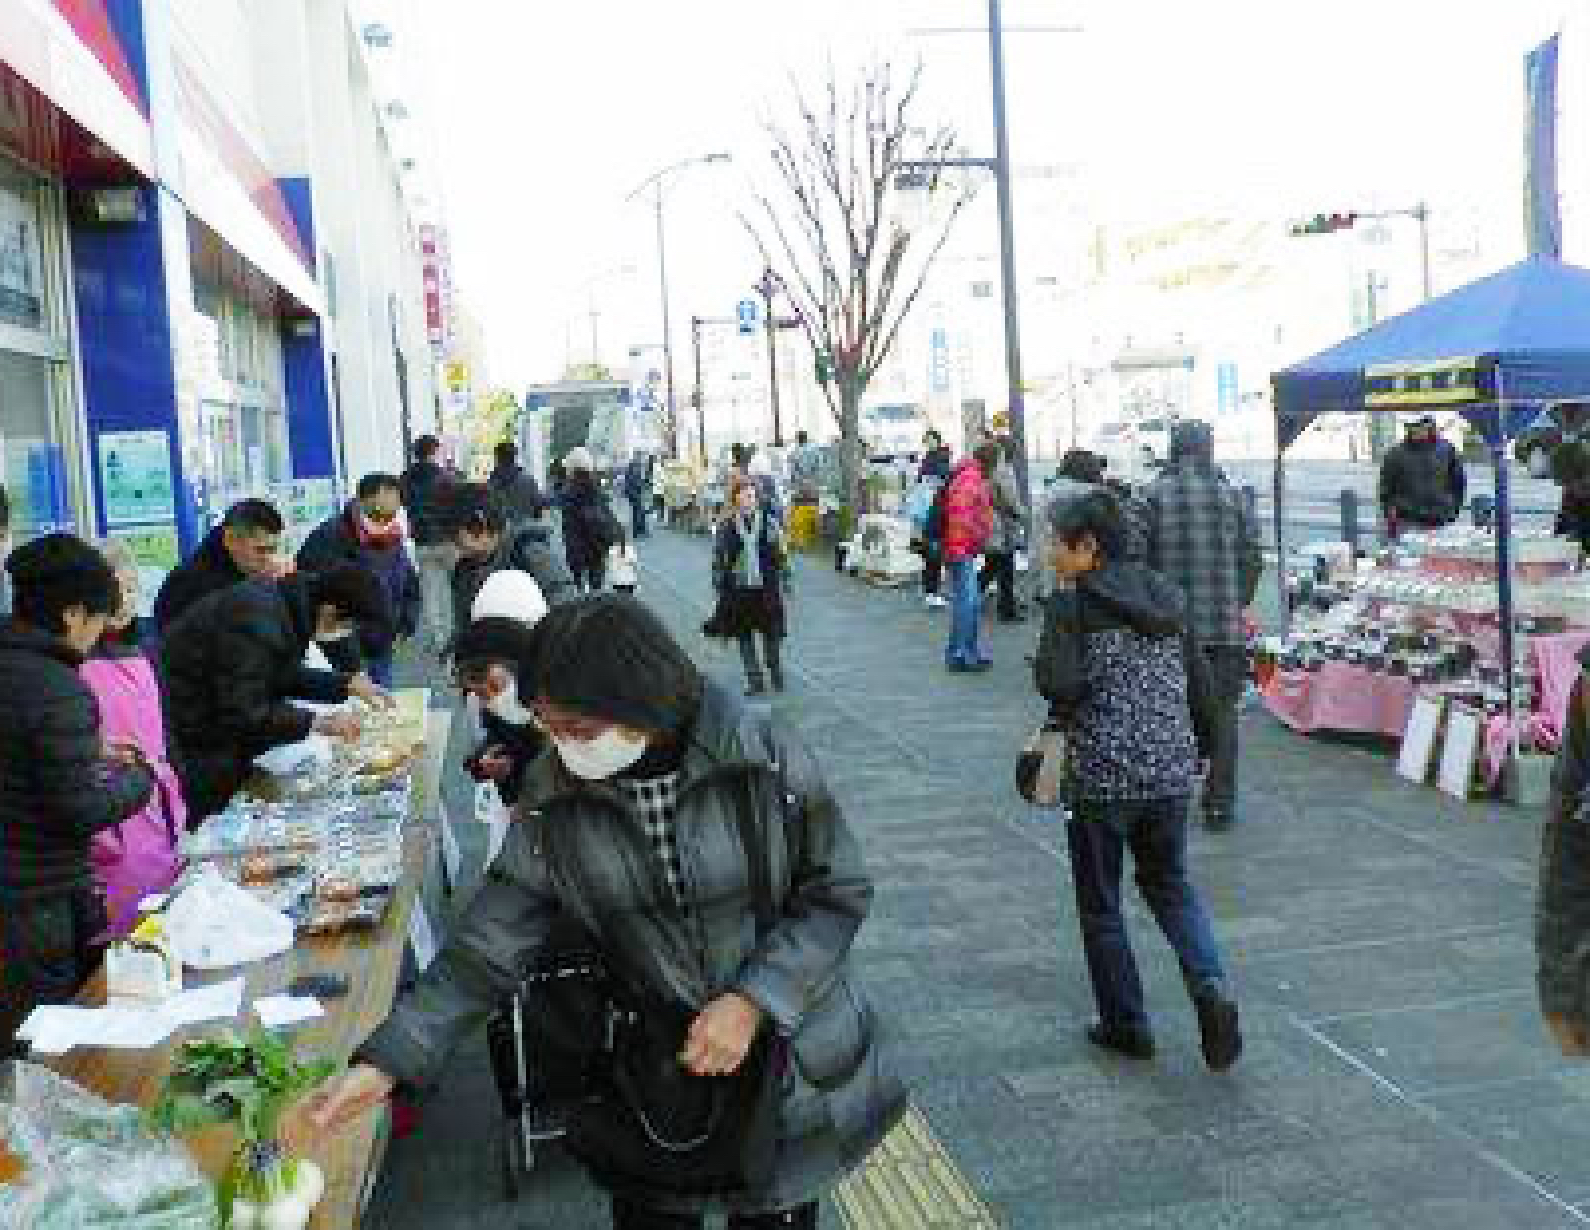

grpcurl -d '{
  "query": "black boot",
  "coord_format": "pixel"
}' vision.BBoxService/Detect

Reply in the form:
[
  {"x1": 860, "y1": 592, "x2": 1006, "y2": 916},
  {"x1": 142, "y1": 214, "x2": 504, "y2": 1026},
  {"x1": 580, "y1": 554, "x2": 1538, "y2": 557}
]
[{"x1": 746, "y1": 673, "x2": 767, "y2": 696}]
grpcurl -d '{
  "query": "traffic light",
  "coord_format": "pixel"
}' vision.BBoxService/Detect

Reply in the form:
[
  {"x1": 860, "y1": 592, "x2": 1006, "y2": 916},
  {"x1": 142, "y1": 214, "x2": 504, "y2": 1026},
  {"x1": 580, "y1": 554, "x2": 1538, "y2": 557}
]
[{"x1": 1289, "y1": 211, "x2": 1358, "y2": 236}]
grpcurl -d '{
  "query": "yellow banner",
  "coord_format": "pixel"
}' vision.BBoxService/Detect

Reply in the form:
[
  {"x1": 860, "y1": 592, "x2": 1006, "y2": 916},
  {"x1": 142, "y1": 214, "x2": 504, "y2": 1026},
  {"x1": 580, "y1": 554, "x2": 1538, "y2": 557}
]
[{"x1": 1364, "y1": 357, "x2": 1482, "y2": 407}]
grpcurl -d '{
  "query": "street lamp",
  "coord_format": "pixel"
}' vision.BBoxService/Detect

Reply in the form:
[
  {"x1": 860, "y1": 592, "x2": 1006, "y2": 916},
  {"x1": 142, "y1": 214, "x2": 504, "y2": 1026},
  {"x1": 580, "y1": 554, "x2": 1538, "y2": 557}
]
[
  {"x1": 627, "y1": 153, "x2": 732, "y2": 461},
  {"x1": 905, "y1": 5, "x2": 1085, "y2": 503}
]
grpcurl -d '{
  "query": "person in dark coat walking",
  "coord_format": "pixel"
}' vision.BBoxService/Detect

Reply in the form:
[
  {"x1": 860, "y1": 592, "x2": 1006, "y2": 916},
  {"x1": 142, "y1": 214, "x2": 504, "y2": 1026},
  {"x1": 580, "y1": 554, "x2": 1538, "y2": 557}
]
[
  {"x1": 401, "y1": 434, "x2": 458, "y2": 653},
  {"x1": 1145, "y1": 420, "x2": 1262, "y2": 831},
  {"x1": 1031, "y1": 491, "x2": 1241, "y2": 1070},
  {"x1": 622, "y1": 451, "x2": 653, "y2": 540},
  {"x1": 916, "y1": 430, "x2": 954, "y2": 607},
  {"x1": 452, "y1": 490, "x2": 574, "y2": 641},
  {"x1": 488, "y1": 440, "x2": 548, "y2": 528},
  {"x1": 297, "y1": 474, "x2": 421, "y2": 687},
  {"x1": 152, "y1": 499, "x2": 284, "y2": 634},
  {"x1": 1378, "y1": 415, "x2": 1466, "y2": 539},
  {"x1": 558, "y1": 449, "x2": 621, "y2": 592},
  {"x1": 0, "y1": 535, "x2": 154, "y2": 1046},
  {"x1": 308, "y1": 595, "x2": 904, "y2": 1229},
  {"x1": 160, "y1": 565, "x2": 393, "y2": 820},
  {"x1": 704, "y1": 477, "x2": 790, "y2": 695}
]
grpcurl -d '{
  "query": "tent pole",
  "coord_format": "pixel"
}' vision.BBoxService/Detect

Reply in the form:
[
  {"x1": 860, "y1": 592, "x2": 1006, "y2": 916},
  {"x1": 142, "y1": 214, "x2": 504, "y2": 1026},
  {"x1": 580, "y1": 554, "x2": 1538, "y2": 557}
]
[{"x1": 1493, "y1": 373, "x2": 1521, "y2": 798}]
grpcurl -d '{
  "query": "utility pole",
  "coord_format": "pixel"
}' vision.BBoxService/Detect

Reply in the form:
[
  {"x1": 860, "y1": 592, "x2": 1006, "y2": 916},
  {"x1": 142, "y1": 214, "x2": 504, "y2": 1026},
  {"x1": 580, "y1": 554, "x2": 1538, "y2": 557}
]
[
  {"x1": 988, "y1": 0, "x2": 1028, "y2": 500},
  {"x1": 691, "y1": 316, "x2": 706, "y2": 467},
  {"x1": 757, "y1": 269, "x2": 783, "y2": 446}
]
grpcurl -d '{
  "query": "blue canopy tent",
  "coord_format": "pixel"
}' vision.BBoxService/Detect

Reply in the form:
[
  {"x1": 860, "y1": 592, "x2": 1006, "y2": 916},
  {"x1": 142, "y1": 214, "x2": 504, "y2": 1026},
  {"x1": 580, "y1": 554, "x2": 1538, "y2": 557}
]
[{"x1": 1271, "y1": 256, "x2": 1590, "y2": 777}]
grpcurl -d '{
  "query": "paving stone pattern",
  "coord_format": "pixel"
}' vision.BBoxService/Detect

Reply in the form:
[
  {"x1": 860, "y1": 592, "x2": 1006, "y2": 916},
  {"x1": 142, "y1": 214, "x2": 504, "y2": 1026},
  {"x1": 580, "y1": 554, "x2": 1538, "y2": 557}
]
[{"x1": 367, "y1": 529, "x2": 1589, "y2": 1229}]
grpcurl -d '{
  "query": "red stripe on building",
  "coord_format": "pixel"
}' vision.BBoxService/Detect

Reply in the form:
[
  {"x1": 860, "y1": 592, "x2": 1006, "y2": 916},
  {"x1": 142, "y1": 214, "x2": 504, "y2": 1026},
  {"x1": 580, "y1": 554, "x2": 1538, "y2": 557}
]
[{"x1": 50, "y1": 0, "x2": 144, "y2": 115}]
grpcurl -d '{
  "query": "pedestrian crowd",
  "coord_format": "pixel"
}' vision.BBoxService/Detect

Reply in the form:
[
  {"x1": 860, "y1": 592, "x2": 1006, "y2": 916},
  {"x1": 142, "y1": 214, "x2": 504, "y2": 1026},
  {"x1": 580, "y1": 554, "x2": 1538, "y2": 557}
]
[{"x1": 9, "y1": 416, "x2": 1590, "y2": 1230}]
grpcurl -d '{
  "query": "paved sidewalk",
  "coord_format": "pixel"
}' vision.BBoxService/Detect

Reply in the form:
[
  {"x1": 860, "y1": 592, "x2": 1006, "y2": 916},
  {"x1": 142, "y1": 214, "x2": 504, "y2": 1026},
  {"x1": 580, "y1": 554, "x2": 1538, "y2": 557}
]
[{"x1": 370, "y1": 529, "x2": 1588, "y2": 1229}]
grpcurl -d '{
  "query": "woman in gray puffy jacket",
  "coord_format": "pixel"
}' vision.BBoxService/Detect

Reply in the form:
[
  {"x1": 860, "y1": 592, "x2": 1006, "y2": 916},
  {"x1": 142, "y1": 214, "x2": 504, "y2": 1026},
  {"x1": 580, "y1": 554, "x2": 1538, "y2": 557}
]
[{"x1": 309, "y1": 594, "x2": 904, "y2": 1228}]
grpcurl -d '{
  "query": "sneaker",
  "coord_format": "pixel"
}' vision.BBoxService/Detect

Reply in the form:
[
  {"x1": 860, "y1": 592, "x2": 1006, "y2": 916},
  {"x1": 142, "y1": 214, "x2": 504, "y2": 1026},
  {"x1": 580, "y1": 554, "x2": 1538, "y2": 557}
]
[
  {"x1": 925, "y1": 594, "x2": 948, "y2": 609},
  {"x1": 1086, "y1": 1022, "x2": 1156, "y2": 1060},
  {"x1": 746, "y1": 676, "x2": 767, "y2": 696},
  {"x1": 1194, "y1": 994, "x2": 1242, "y2": 1072},
  {"x1": 770, "y1": 666, "x2": 786, "y2": 692},
  {"x1": 947, "y1": 660, "x2": 994, "y2": 674}
]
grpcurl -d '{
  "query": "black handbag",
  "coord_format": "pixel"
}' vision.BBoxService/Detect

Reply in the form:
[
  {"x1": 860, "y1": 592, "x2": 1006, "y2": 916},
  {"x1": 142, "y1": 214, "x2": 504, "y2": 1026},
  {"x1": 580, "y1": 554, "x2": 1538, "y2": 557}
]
[{"x1": 534, "y1": 774, "x2": 786, "y2": 1198}]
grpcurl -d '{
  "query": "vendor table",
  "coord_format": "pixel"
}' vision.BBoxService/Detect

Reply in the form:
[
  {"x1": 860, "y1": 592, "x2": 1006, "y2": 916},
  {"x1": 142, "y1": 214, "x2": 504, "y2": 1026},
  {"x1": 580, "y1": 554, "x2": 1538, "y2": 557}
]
[
  {"x1": 1262, "y1": 662, "x2": 1417, "y2": 737},
  {"x1": 2, "y1": 689, "x2": 451, "y2": 1229}
]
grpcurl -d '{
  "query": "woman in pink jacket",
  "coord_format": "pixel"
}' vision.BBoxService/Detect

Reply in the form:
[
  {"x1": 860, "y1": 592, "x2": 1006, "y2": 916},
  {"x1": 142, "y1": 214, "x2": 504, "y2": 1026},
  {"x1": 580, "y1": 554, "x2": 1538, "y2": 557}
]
[
  {"x1": 942, "y1": 442, "x2": 1000, "y2": 673},
  {"x1": 81, "y1": 542, "x2": 184, "y2": 936}
]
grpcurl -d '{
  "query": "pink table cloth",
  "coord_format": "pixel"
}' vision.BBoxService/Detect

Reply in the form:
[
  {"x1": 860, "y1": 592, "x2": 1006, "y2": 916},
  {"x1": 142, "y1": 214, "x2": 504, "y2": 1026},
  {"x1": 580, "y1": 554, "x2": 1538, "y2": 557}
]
[
  {"x1": 1262, "y1": 663, "x2": 1416, "y2": 737},
  {"x1": 1481, "y1": 630, "x2": 1590, "y2": 784}
]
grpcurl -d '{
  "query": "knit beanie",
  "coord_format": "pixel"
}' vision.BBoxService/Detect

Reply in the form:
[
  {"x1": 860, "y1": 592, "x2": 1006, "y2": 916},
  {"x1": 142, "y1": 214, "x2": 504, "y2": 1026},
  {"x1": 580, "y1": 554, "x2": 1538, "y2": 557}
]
[
  {"x1": 1169, "y1": 419, "x2": 1214, "y2": 463},
  {"x1": 528, "y1": 594, "x2": 702, "y2": 733},
  {"x1": 563, "y1": 447, "x2": 595, "y2": 473},
  {"x1": 471, "y1": 568, "x2": 549, "y2": 628}
]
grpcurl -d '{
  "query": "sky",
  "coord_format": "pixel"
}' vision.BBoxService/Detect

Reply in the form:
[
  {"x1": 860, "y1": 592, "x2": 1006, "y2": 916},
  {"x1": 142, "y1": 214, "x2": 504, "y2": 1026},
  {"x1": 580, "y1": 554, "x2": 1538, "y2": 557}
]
[{"x1": 402, "y1": 0, "x2": 1576, "y2": 392}]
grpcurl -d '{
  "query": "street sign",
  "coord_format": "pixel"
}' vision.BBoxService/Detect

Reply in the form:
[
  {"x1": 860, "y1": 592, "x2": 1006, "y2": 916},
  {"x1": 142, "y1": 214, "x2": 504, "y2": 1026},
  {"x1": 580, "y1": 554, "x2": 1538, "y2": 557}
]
[
  {"x1": 1216, "y1": 362, "x2": 1238, "y2": 417},
  {"x1": 736, "y1": 298, "x2": 759, "y2": 336}
]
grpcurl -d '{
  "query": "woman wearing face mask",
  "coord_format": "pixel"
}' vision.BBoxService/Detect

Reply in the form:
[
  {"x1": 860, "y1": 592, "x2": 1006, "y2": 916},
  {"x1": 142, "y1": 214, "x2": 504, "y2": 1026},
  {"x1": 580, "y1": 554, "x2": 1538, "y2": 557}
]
[
  {"x1": 704, "y1": 477, "x2": 792, "y2": 695},
  {"x1": 78, "y1": 542, "x2": 185, "y2": 937},
  {"x1": 457, "y1": 569, "x2": 551, "y2": 807},
  {"x1": 310, "y1": 594, "x2": 904, "y2": 1230}
]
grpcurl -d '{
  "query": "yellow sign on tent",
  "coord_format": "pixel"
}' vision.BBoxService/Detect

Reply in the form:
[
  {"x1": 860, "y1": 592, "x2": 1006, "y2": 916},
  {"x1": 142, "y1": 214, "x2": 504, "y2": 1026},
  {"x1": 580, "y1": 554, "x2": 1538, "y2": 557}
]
[{"x1": 1364, "y1": 356, "x2": 1483, "y2": 408}]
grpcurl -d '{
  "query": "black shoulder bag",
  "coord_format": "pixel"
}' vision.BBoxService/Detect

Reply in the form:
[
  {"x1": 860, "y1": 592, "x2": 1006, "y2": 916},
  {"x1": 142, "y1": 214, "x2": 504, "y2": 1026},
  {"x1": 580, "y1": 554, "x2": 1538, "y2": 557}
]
[{"x1": 536, "y1": 775, "x2": 786, "y2": 1199}]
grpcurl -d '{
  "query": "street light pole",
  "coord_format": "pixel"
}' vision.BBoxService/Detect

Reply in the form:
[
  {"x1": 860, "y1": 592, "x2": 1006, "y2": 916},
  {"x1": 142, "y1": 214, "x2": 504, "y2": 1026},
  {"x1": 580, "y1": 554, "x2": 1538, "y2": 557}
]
[
  {"x1": 691, "y1": 316, "x2": 706, "y2": 467},
  {"x1": 757, "y1": 268, "x2": 785, "y2": 446},
  {"x1": 628, "y1": 153, "x2": 732, "y2": 460},
  {"x1": 987, "y1": 0, "x2": 1029, "y2": 500},
  {"x1": 655, "y1": 189, "x2": 677, "y2": 454}
]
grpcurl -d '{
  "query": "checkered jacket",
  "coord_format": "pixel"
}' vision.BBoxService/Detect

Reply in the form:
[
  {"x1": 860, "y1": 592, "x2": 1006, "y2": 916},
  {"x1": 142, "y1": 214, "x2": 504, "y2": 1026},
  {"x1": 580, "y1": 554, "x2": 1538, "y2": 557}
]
[{"x1": 1145, "y1": 461, "x2": 1262, "y2": 648}]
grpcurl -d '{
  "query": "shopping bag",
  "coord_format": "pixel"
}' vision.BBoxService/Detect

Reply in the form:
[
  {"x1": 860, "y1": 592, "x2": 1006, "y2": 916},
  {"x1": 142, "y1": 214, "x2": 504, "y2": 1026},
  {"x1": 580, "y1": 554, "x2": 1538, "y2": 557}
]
[{"x1": 1015, "y1": 726, "x2": 1068, "y2": 807}]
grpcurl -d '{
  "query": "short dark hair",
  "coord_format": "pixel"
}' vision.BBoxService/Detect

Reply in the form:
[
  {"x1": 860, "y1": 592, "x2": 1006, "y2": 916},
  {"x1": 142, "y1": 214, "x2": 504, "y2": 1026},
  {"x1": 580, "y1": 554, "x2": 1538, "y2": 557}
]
[
  {"x1": 973, "y1": 441, "x2": 1001, "y2": 468},
  {"x1": 356, "y1": 473, "x2": 401, "y2": 501},
  {"x1": 1047, "y1": 491, "x2": 1127, "y2": 562},
  {"x1": 309, "y1": 563, "x2": 393, "y2": 630},
  {"x1": 494, "y1": 441, "x2": 518, "y2": 465},
  {"x1": 528, "y1": 594, "x2": 702, "y2": 734},
  {"x1": 7, "y1": 533, "x2": 120, "y2": 635},
  {"x1": 453, "y1": 616, "x2": 539, "y2": 684},
  {"x1": 413, "y1": 434, "x2": 441, "y2": 459},
  {"x1": 224, "y1": 499, "x2": 284, "y2": 536},
  {"x1": 0, "y1": 484, "x2": 11, "y2": 534},
  {"x1": 452, "y1": 485, "x2": 506, "y2": 539},
  {"x1": 1059, "y1": 448, "x2": 1107, "y2": 486}
]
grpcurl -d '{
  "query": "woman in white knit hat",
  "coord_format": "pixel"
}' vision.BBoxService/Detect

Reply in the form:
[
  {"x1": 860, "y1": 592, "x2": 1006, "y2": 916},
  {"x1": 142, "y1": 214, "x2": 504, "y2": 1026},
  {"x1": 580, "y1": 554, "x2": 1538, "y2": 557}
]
[{"x1": 458, "y1": 570, "x2": 548, "y2": 807}]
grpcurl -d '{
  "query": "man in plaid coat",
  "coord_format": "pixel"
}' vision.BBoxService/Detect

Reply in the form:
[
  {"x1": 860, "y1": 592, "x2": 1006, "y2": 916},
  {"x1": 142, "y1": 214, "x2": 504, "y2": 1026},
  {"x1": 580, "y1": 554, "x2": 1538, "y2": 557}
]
[{"x1": 1145, "y1": 420, "x2": 1262, "y2": 830}]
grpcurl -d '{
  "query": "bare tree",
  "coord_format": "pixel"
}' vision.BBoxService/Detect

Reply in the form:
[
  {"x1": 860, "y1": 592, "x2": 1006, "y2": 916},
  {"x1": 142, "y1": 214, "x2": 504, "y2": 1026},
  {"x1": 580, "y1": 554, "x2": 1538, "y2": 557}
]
[{"x1": 744, "y1": 60, "x2": 974, "y2": 523}]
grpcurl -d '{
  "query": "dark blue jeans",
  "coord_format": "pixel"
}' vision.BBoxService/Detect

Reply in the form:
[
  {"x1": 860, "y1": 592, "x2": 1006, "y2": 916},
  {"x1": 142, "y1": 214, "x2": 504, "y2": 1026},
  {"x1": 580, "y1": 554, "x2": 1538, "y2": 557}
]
[
  {"x1": 944, "y1": 558, "x2": 986, "y2": 666},
  {"x1": 1065, "y1": 795, "x2": 1227, "y2": 1031}
]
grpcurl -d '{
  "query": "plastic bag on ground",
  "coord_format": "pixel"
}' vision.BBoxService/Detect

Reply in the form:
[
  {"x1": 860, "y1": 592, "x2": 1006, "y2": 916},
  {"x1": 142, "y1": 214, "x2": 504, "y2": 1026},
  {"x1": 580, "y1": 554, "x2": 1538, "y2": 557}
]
[
  {"x1": 166, "y1": 868, "x2": 295, "y2": 969},
  {"x1": 0, "y1": 1061, "x2": 217, "y2": 1228}
]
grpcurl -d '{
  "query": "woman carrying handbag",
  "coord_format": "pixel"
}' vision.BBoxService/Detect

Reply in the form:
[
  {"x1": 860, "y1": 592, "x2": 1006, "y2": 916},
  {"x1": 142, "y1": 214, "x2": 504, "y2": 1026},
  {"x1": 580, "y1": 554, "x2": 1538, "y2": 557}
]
[{"x1": 310, "y1": 594, "x2": 904, "y2": 1228}]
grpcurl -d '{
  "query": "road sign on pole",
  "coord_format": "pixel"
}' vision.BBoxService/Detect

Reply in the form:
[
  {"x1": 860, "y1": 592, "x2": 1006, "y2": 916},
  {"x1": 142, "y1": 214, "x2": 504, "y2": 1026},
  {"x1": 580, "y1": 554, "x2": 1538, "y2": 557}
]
[{"x1": 736, "y1": 298, "x2": 759, "y2": 335}]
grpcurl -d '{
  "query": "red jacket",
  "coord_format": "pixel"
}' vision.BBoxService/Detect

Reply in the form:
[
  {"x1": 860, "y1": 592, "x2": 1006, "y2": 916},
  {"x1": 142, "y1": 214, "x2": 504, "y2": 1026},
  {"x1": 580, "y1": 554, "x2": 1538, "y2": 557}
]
[{"x1": 943, "y1": 460, "x2": 994, "y2": 563}]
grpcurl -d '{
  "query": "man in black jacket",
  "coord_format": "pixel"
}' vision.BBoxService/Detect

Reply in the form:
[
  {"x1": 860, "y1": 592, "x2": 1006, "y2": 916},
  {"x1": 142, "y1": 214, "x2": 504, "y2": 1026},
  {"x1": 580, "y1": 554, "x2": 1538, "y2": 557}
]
[
  {"x1": 0, "y1": 535, "x2": 154, "y2": 1046},
  {"x1": 161, "y1": 564, "x2": 392, "y2": 820},
  {"x1": 487, "y1": 440, "x2": 547, "y2": 528},
  {"x1": 152, "y1": 499, "x2": 284, "y2": 634},
  {"x1": 1378, "y1": 415, "x2": 1466, "y2": 539},
  {"x1": 401, "y1": 434, "x2": 457, "y2": 654},
  {"x1": 297, "y1": 474, "x2": 421, "y2": 687},
  {"x1": 451, "y1": 489, "x2": 574, "y2": 638}
]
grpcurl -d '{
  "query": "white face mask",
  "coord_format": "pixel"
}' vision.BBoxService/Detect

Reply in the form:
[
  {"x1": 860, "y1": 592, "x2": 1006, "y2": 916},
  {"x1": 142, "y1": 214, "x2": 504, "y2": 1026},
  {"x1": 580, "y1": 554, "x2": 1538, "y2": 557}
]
[
  {"x1": 554, "y1": 728, "x2": 647, "y2": 780},
  {"x1": 483, "y1": 674, "x2": 534, "y2": 726},
  {"x1": 318, "y1": 624, "x2": 355, "y2": 643}
]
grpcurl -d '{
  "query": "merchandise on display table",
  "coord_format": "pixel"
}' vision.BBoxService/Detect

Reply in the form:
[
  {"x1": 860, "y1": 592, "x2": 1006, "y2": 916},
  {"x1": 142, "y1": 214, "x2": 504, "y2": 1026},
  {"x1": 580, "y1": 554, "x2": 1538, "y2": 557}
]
[{"x1": 1262, "y1": 525, "x2": 1587, "y2": 752}]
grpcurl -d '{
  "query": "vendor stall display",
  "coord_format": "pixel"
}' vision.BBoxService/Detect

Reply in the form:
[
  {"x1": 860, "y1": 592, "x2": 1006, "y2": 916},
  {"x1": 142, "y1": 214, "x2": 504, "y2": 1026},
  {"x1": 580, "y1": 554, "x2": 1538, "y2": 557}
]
[
  {"x1": 1268, "y1": 256, "x2": 1590, "y2": 790},
  {"x1": 0, "y1": 689, "x2": 446, "y2": 1230},
  {"x1": 1260, "y1": 526, "x2": 1590, "y2": 787}
]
